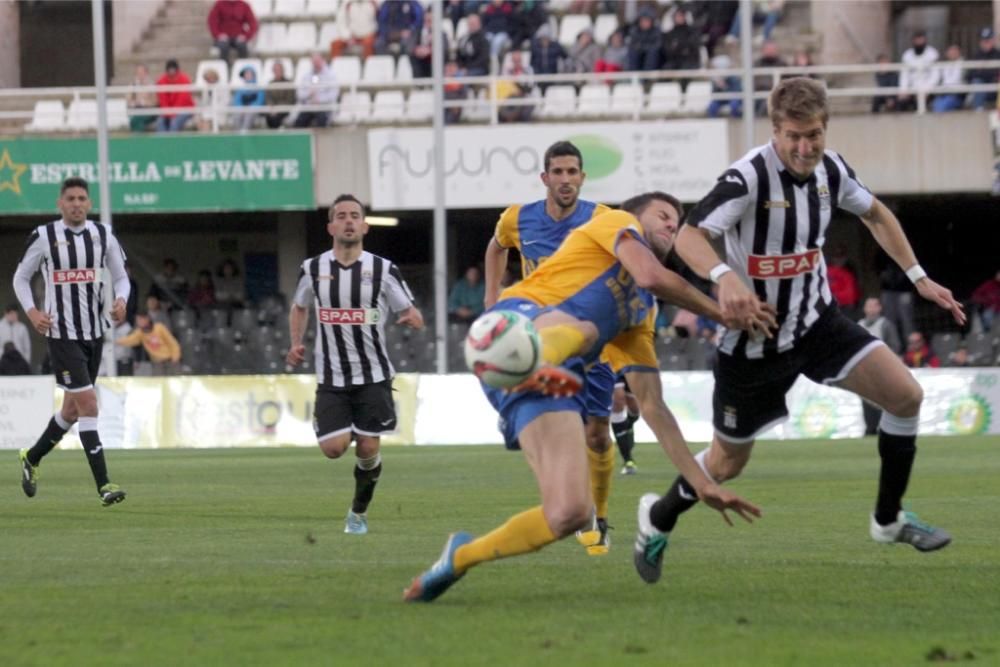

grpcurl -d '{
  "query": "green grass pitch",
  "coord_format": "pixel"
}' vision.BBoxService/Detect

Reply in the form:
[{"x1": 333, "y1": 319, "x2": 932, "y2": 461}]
[{"x1": 2, "y1": 437, "x2": 998, "y2": 666}]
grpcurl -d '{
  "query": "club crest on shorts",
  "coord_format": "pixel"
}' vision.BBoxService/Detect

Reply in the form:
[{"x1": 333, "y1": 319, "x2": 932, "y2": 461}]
[{"x1": 723, "y1": 405, "x2": 738, "y2": 429}]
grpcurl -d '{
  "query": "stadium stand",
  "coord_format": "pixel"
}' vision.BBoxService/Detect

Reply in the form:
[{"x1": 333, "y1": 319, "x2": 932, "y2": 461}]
[
  {"x1": 25, "y1": 100, "x2": 65, "y2": 132},
  {"x1": 646, "y1": 81, "x2": 683, "y2": 114}
]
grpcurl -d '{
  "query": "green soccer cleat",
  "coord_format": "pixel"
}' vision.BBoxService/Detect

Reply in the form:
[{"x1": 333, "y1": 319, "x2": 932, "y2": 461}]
[
  {"x1": 344, "y1": 510, "x2": 368, "y2": 535},
  {"x1": 621, "y1": 460, "x2": 638, "y2": 476},
  {"x1": 870, "y1": 510, "x2": 951, "y2": 552},
  {"x1": 634, "y1": 493, "x2": 668, "y2": 583},
  {"x1": 99, "y1": 483, "x2": 126, "y2": 507},
  {"x1": 19, "y1": 449, "x2": 37, "y2": 498}
]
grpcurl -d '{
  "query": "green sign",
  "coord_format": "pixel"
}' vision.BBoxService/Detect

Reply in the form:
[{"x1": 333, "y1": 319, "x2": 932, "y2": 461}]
[{"x1": 0, "y1": 134, "x2": 314, "y2": 213}]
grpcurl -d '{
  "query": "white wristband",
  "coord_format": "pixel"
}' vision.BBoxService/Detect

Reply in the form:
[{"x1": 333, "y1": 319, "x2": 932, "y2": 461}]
[
  {"x1": 709, "y1": 263, "x2": 733, "y2": 284},
  {"x1": 905, "y1": 264, "x2": 927, "y2": 284}
]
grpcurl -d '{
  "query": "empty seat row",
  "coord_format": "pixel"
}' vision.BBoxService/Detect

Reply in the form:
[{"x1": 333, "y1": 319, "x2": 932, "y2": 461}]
[
  {"x1": 26, "y1": 98, "x2": 129, "y2": 132},
  {"x1": 195, "y1": 54, "x2": 411, "y2": 88},
  {"x1": 539, "y1": 81, "x2": 714, "y2": 118},
  {"x1": 250, "y1": 0, "x2": 338, "y2": 20}
]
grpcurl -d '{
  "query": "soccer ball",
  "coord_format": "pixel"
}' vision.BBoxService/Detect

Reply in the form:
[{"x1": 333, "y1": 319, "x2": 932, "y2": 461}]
[{"x1": 464, "y1": 310, "x2": 541, "y2": 389}]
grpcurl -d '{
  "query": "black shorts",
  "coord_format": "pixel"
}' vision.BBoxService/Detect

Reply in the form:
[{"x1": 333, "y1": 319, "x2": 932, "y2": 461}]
[
  {"x1": 314, "y1": 379, "x2": 396, "y2": 441},
  {"x1": 49, "y1": 337, "x2": 103, "y2": 392},
  {"x1": 713, "y1": 305, "x2": 882, "y2": 443}
]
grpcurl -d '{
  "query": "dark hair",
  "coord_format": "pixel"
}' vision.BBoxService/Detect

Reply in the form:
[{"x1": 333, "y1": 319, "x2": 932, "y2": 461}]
[
  {"x1": 330, "y1": 193, "x2": 365, "y2": 217},
  {"x1": 543, "y1": 141, "x2": 583, "y2": 172},
  {"x1": 621, "y1": 191, "x2": 683, "y2": 219},
  {"x1": 163, "y1": 258, "x2": 178, "y2": 269},
  {"x1": 218, "y1": 258, "x2": 240, "y2": 277},
  {"x1": 4, "y1": 304, "x2": 18, "y2": 314},
  {"x1": 166, "y1": 58, "x2": 179, "y2": 71},
  {"x1": 60, "y1": 177, "x2": 89, "y2": 194}
]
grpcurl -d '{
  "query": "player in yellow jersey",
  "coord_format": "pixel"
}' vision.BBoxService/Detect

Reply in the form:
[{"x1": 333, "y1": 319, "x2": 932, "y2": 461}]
[
  {"x1": 404, "y1": 192, "x2": 775, "y2": 602},
  {"x1": 482, "y1": 141, "x2": 620, "y2": 555}
]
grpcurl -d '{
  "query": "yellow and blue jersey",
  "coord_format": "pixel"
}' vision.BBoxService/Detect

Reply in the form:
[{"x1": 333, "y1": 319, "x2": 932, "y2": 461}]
[{"x1": 495, "y1": 200, "x2": 611, "y2": 277}]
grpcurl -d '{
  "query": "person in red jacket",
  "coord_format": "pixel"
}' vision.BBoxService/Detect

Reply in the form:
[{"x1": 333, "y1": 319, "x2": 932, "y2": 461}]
[
  {"x1": 208, "y1": 0, "x2": 258, "y2": 63},
  {"x1": 903, "y1": 331, "x2": 940, "y2": 368},
  {"x1": 155, "y1": 59, "x2": 195, "y2": 132},
  {"x1": 970, "y1": 269, "x2": 1000, "y2": 331}
]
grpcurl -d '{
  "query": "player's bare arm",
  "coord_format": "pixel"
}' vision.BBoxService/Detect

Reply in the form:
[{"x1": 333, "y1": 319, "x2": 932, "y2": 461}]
[
  {"x1": 110, "y1": 298, "x2": 127, "y2": 324},
  {"x1": 286, "y1": 303, "x2": 308, "y2": 366},
  {"x1": 483, "y1": 237, "x2": 509, "y2": 309},
  {"x1": 26, "y1": 307, "x2": 52, "y2": 335},
  {"x1": 396, "y1": 306, "x2": 425, "y2": 329},
  {"x1": 625, "y1": 370, "x2": 761, "y2": 525},
  {"x1": 860, "y1": 198, "x2": 965, "y2": 325}
]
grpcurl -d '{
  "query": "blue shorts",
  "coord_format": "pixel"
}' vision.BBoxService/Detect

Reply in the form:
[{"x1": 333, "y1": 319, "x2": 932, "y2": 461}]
[
  {"x1": 584, "y1": 361, "x2": 616, "y2": 419},
  {"x1": 483, "y1": 298, "x2": 587, "y2": 447}
]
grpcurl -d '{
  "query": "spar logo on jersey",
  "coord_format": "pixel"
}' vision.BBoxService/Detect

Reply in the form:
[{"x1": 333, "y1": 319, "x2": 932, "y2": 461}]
[
  {"x1": 52, "y1": 268, "x2": 98, "y2": 284},
  {"x1": 747, "y1": 249, "x2": 821, "y2": 279},
  {"x1": 317, "y1": 307, "x2": 380, "y2": 325}
]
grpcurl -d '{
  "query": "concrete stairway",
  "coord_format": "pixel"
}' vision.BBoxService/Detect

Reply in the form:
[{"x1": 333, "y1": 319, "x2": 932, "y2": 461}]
[{"x1": 113, "y1": 0, "x2": 214, "y2": 85}]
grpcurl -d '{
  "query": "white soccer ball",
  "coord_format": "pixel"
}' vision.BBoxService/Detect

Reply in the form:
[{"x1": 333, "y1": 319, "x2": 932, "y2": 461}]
[{"x1": 464, "y1": 310, "x2": 541, "y2": 389}]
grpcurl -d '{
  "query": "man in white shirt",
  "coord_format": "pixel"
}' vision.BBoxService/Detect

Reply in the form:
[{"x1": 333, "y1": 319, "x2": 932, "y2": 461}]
[
  {"x1": 0, "y1": 305, "x2": 31, "y2": 363},
  {"x1": 294, "y1": 52, "x2": 339, "y2": 128},
  {"x1": 930, "y1": 44, "x2": 965, "y2": 112},
  {"x1": 898, "y1": 30, "x2": 940, "y2": 111}
]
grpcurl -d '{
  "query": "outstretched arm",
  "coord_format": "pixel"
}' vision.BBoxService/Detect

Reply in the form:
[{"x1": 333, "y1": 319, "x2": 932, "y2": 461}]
[
  {"x1": 483, "y1": 237, "x2": 510, "y2": 309},
  {"x1": 860, "y1": 198, "x2": 965, "y2": 325}
]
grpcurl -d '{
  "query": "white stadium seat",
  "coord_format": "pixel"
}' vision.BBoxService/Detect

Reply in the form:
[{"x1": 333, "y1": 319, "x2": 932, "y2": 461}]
[
  {"x1": 334, "y1": 90, "x2": 371, "y2": 124},
  {"x1": 395, "y1": 55, "x2": 413, "y2": 83},
  {"x1": 248, "y1": 0, "x2": 273, "y2": 20},
  {"x1": 26, "y1": 101, "x2": 66, "y2": 132},
  {"x1": 681, "y1": 80, "x2": 712, "y2": 114},
  {"x1": 464, "y1": 89, "x2": 490, "y2": 122},
  {"x1": 647, "y1": 81, "x2": 682, "y2": 115},
  {"x1": 405, "y1": 89, "x2": 434, "y2": 122},
  {"x1": 317, "y1": 21, "x2": 341, "y2": 51},
  {"x1": 610, "y1": 82, "x2": 642, "y2": 116},
  {"x1": 272, "y1": 0, "x2": 307, "y2": 18},
  {"x1": 454, "y1": 17, "x2": 468, "y2": 43},
  {"x1": 305, "y1": 0, "x2": 339, "y2": 17},
  {"x1": 576, "y1": 83, "x2": 610, "y2": 117},
  {"x1": 284, "y1": 21, "x2": 318, "y2": 54},
  {"x1": 261, "y1": 57, "x2": 295, "y2": 84},
  {"x1": 593, "y1": 14, "x2": 618, "y2": 46},
  {"x1": 362, "y1": 54, "x2": 395, "y2": 84},
  {"x1": 370, "y1": 90, "x2": 406, "y2": 122},
  {"x1": 331, "y1": 55, "x2": 362, "y2": 84},
  {"x1": 107, "y1": 98, "x2": 129, "y2": 130},
  {"x1": 254, "y1": 22, "x2": 286, "y2": 54},
  {"x1": 294, "y1": 56, "x2": 314, "y2": 83},
  {"x1": 558, "y1": 14, "x2": 593, "y2": 49},
  {"x1": 196, "y1": 59, "x2": 230, "y2": 85},
  {"x1": 539, "y1": 85, "x2": 576, "y2": 118},
  {"x1": 67, "y1": 99, "x2": 98, "y2": 130},
  {"x1": 229, "y1": 58, "x2": 263, "y2": 85}
]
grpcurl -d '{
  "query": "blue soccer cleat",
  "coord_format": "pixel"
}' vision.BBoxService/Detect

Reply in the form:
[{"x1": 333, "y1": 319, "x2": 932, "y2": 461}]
[
  {"x1": 344, "y1": 510, "x2": 368, "y2": 535},
  {"x1": 403, "y1": 531, "x2": 474, "y2": 602}
]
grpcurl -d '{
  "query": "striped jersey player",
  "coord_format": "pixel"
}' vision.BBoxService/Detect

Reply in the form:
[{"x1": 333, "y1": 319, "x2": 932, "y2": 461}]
[{"x1": 286, "y1": 194, "x2": 423, "y2": 535}]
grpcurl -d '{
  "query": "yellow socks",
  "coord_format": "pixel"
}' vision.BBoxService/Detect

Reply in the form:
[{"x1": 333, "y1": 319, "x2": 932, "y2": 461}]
[
  {"x1": 453, "y1": 506, "x2": 557, "y2": 574},
  {"x1": 587, "y1": 445, "x2": 615, "y2": 520},
  {"x1": 538, "y1": 324, "x2": 587, "y2": 366}
]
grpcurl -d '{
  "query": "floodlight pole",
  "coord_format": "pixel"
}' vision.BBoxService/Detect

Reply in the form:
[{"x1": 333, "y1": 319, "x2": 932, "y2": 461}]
[
  {"x1": 739, "y1": 0, "x2": 755, "y2": 152},
  {"x1": 431, "y1": 0, "x2": 448, "y2": 373}
]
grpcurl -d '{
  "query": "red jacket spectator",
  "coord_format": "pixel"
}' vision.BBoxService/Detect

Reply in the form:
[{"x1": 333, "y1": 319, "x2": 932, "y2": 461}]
[
  {"x1": 208, "y1": 0, "x2": 258, "y2": 42},
  {"x1": 903, "y1": 332, "x2": 940, "y2": 368},
  {"x1": 156, "y1": 64, "x2": 195, "y2": 118},
  {"x1": 827, "y1": 264, "x2": 860, "y2": 309},
  {"x1": 971, "y1": 271, "x2": 1000, "y2": 311}
]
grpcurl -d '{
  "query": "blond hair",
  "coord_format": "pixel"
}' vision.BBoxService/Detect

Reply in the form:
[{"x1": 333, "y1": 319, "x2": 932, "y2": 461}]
[{"x1": 769, "y1": 77, "x2": 829, "y2": 127}]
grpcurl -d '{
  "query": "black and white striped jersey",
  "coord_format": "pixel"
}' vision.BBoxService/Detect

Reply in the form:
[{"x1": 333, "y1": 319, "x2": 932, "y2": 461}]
[
  {"x1": 293, "y1": 250, "x2": 414, "y2": 388},
  {"x1": 12, "y1": 219, "x2": 130, "y2": 342},
  {"x1": 686, "y1": 142, "x2": 874, "y2": 358}
]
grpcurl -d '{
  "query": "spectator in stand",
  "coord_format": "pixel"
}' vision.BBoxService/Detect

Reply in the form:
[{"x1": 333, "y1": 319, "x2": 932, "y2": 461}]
[
  {"x1": 155, "y1": 59, "x2": 195, "y2": 132},
  {"x1": 145, "y1": 294, "x2": 169, "y2": 327},
  {"x1": 457, "y1": 13, "x2": 491, "y2": 76},
  {"x1": 931, "y1": 44, "x2": 965, "y2": 112},
  {"x1": 879, "y1": 262, "x2": 915, "y2": 343},
  {"x1": 116, "y1": 312, "x2": 182, "y2": 376},
  {"x1": 331, "y1": 0, "x2": 378, "y2": 58},
  {"x1": 903, "y1": 331, "x2": 940, "y2": 368},
  {"x1": 113, "y1": 320, "x2": 135, "y2": 377},
  {"x1": 706, "y1": 54, "x2": 743, "y2": 118},
  {"x1": 123, "y1": 263, "x2": 139, "y2": 326},
  {"x1": 448, "y1": 266, "x2": 486, "y2": 323},
  {"x1": 444, "y1": 0, "x2": 466, "y2": 32},
  {"x1": 264, "y1": 61, "x2": 295, "y2": 128},
  {"x1": 530, "y1": 24, "x2": 566, "y2": 88},
  {"x1": 827, "y1": 245, "x2": 861, "y2": 319},
  {"x1": 626, "y1": 10, "x2": 662, "y2": 73},
  {"x1": 595, "y1": 29, "x2": 628, "y2": 76},
  {"x1": 946, "y1": 344, "x2": 971, "y2": 368},
  {"x1": 786, "y1": 49, "x2": 820, "y2": 80},
  {"x1": 857, "y1": 296, "x2": 901, "y2": 435},
  {"x1": 443, "y1": 60, "x2": 467, "y2": 124},
  {"x1": 294, "y1": 53, "x2": 338, "y2": 128},
  {"x1": 375, "y1": 0, "x2": 423, "y2": 57},
  {"x1": 411, "y1": 11, "x2": 449, "y2": 79},
  {"x1": 0, "y1": 305, "x2": 31, "y2": 363},
  {"x1": 215, "y1": 259, "x2": 246, "y2": 309},
  {"x1": 968, "y1": 27, "x2": 999, "y2": 110},
  {"x1": 897, "y1": 30, "x2": 939, "y2": 112},
  {"x1": 510, "y1": 0, "x2": 548, "y2": 50},
  {"x1": 481, "y1": 0, "x2": 515, "y2": 58},
  {"x1": 566, "y1": 29, "x2": 601, "y2": 75},
  {"x1": 0, "y1": 342, "x2": 31, "y2": 376},
  {"x1": 661, "y1": 8, "x2": 702, "y2": 74},
  {"x1": 754, "y1": 40, "x2": 785, "y2": 115},
  {"x1": 496, "y1": 50, "x2": 535, "y2": 122},
  {"x1": 231, "y1": 66, "x2": 264, "y2": 131},
  {"x1": 196, "y1": 67, "x2": 226, "y2": 132},
  {"x1": 872, "y1": 53, "x2": 899, "y2": 113},
  {"x1": 207, "y1": 0, "x2": 258, "y2": 64},
  {"x1": 727, "y1": 0, "x2": 784, "y2": 45},
  {"x1": 701, "y1": 0, "x2": 738, "y2": 56},
  {"x1": 127, "y1": 64, "x2": 158, "y2": 132},
  {"x1": 188, "y1": 270, "x2": 218, "y2": 310},
  {"x1": 971, "y1": 269, "x2": 1000, "y2": 331},
  {"x1": 149, "y1": 257, "x2": 190, "y2": 307}
]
